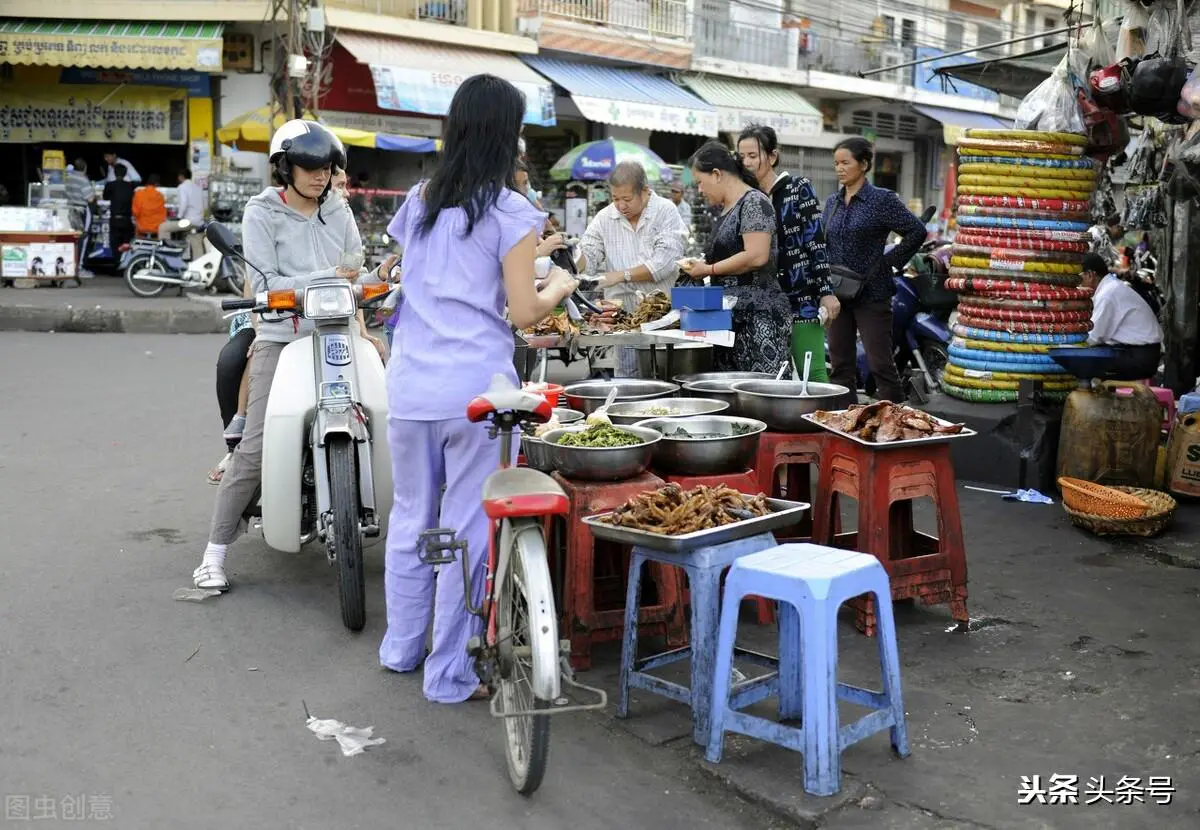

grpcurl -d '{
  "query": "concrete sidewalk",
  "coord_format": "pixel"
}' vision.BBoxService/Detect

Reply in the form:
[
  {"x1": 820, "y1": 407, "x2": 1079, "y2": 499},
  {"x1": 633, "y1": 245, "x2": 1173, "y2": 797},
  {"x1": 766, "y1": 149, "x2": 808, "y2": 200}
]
[
  {"x1": 0, "y1": 276, "x2": 227, "y2": 334},
  {"x1": 574, "y1": 488, "x2": 1200, "y2": 830}
]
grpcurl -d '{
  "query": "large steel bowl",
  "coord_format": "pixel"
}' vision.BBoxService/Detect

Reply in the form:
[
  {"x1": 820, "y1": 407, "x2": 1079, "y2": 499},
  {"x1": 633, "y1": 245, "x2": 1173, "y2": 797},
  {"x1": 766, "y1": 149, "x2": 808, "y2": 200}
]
[
  {"x1": 730, "y1": 379, "x2": 851, "y2": 433},
  {"x1": 605, "y1": 397, "x2": 729, "y2": 427},
  {"x1": 673, "y1": 371, "x2": 775, "y2": 386},
  {"x1": 551, "y1": 407, "x2": 585, "y2": 425},
  {"x1": 540, "y1": 424, "x2": 661, "y2": 482},
  {"x1": 635, "y1": 415, "x2": 767, "y2": 476},
  {"x1": 563, "y1": 380, "x2": 679, "y2": 415},
  {"x1": 520, "y1": 435, "x2": 557, "y2": 472},
  {"x1": 635, "y1": 342, "x2": 713, "y2": 381},
  {"x1": 679, "y1": 377, "x2": 769, "y2": 414}
]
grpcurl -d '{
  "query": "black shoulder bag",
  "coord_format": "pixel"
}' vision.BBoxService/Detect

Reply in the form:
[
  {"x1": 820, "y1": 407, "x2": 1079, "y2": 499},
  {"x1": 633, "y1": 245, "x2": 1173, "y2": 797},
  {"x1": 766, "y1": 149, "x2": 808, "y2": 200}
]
[{"x1": 825, "y1": 196, "x2": 866, "y2": 303}]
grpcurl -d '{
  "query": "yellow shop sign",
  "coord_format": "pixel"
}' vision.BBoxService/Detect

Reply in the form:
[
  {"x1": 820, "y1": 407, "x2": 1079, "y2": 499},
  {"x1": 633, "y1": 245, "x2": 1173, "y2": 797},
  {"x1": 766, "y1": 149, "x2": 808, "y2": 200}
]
[{"x1": 0, "y1": 85, "x2": 188, "y2": 144}]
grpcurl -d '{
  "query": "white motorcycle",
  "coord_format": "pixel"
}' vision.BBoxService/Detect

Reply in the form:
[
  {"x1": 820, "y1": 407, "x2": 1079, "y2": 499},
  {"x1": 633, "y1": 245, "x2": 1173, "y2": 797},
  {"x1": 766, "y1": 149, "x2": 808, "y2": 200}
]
[
  {"x1": 208, "y1": 224, "x2": 395, "y2": 631},
  {"x1": 123, "y1": 220, "x2": 245, "y2": 298}
]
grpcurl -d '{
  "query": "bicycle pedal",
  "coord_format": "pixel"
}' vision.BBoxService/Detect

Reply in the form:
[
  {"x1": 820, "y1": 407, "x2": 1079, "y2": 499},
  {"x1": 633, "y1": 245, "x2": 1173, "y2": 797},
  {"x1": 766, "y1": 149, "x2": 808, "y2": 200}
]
[{"x1": 418, "y1": 528, "x2": 466, "y2": 565}]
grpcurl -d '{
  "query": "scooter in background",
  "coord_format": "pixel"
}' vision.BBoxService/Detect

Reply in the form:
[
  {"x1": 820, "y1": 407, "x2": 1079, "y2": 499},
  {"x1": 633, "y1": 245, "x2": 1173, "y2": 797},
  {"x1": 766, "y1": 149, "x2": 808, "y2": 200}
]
[
  {"x1": 120, "y1": 221, "x2": 245, "y2": 298},
  {"x1": 851, "y1": 207, "x2": 955, "y2": 402}
]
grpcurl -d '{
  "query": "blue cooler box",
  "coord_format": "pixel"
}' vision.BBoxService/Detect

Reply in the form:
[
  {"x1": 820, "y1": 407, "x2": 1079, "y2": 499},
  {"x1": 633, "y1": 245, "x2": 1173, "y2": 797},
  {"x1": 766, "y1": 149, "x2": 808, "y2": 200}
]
[
  {"x1": 671, "y1": 286, "x2": 724, "y2": 311},
  {"x1": 679, "y1": 309, "x2": 733, "y2": 331}
]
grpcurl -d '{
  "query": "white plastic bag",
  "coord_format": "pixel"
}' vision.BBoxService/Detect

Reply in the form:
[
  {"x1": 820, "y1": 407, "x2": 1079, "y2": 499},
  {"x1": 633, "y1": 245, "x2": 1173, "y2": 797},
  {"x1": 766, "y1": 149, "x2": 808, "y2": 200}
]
[
  {"x1": 1081, "y1": 20, "x2": 1115, "y2": 73},
  {"x1": 1016, "y1": 58, "x2": 1085, "y2": 134},
  {"x1": 1117, "y1": 3, "x2": 1150, "y2": 62}
]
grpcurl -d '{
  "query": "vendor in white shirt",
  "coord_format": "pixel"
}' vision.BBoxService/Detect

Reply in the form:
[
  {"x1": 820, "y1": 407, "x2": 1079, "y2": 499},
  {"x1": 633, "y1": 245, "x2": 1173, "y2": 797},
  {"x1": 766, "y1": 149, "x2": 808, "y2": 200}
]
[
  {"x1": 157, "y1": 168, "x2": 207, "y2": 258},
  {"x1": 1081, "y1": 252, "x2": 1162, "y2": 379},
  {"x1": 103, "y1": 151, "x2": 142, "y2": 183}
]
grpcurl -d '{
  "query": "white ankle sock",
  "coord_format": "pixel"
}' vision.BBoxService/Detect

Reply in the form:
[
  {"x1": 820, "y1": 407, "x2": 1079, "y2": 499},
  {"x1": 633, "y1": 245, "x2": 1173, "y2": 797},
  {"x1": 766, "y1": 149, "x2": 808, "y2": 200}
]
[{"x1": 202, "y1": 542, "x2": 227, "y2": 569}]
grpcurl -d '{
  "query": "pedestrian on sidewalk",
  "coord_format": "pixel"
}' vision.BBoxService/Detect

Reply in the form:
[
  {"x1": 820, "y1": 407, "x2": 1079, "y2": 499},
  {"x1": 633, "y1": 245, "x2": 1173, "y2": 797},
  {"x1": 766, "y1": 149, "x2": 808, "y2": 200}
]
[
  {"x1": 379, "y1": 73, "x2": 577, "y2": 703},
  {"x1": 823, "y1": 138, "x2": 925, "y2": 402},
  {"x1": 737, "y1": 124, "x2": 838, "y2": 380},
  {"x1": 158, "y1": 169, "x2": 206, "y2": 259},
  {"x1": 65, "y1": 159, "x2": 95, "y2": 279},
  {"x1": 102, "y1": 164, "x2": 135, "y2": 256}
]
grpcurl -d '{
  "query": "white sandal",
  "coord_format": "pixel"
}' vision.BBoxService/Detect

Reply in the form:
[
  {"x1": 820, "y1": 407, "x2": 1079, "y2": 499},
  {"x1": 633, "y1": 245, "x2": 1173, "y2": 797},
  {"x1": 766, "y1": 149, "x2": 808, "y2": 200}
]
[{"x1": 193, "y1": 563, "x2": 230, "y2": 591}]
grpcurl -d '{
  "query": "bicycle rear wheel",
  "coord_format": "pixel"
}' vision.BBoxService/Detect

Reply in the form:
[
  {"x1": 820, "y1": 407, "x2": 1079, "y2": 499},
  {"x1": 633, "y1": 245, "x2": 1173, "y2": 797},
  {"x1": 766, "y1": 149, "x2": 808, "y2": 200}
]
[{"x1": 497, "y1": 523, "x2": 556, "y2": 795}]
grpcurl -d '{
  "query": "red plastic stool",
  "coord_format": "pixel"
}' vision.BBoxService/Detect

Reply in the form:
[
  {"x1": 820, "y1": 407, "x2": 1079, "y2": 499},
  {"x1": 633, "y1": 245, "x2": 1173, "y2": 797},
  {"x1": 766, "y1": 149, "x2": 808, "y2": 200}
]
[
  {"x1": 811, "y1": 435, "x2": 969, "y2": 636},
  {"x1": 551, "y1": 471, "x2": 687, "y2": 671},
  {"x1": 755, "y1": 431, "x2": 837, "y2": 540},
  {"x1": 662, "y1": 469, "x2": 775, "y2": 625}
]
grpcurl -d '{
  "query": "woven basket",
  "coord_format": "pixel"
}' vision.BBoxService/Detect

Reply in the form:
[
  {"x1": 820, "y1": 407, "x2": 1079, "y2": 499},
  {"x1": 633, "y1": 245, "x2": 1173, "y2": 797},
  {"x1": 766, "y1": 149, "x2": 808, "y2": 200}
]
[
  {"x1": 1057, "y1": 477, "x2": 1151, "y2": 519},
  {"x1": 1062, "y1": 486, "x2": 1177, "y2": 537}
]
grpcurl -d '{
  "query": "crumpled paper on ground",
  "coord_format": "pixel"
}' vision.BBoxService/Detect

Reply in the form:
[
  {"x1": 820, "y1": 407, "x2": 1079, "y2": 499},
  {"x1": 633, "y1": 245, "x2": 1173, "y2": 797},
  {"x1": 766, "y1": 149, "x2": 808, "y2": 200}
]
[{"x1": 306, "y1": 715, "x2": 386, "y2": 757}]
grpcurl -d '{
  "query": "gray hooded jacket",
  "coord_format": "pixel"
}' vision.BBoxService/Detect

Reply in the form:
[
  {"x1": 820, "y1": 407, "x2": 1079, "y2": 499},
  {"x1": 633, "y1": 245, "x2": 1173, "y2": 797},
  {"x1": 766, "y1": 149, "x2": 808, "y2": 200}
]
[{"x1": 241, "y1": 187, "x2": 363, "y2": 343}]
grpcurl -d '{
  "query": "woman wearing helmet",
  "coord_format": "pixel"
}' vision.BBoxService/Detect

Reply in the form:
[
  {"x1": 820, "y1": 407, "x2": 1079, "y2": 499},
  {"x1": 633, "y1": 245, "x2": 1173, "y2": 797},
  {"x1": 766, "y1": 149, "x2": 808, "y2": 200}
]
[{"x1": 192, "y1": 119, "x2": 388, "y2": 591}]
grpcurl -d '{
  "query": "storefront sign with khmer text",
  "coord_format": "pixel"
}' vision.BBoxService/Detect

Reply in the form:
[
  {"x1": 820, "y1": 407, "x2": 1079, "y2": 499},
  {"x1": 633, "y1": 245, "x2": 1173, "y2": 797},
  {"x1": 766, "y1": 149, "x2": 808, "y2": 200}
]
[{"x1": 0, "y1": 85, "x2": 188, "y2": 144}]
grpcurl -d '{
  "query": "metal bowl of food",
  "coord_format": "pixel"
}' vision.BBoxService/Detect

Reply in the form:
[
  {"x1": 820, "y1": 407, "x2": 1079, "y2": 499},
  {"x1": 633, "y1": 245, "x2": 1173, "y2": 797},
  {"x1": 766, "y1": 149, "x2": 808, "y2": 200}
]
[
  {"x1": 605, "y1": 397, "x2": 729, "y2": 427},
  {"x1": 635, "y1": 342, "x2": 713, "y2": 380},
  {"x1": 520, "y1": 409, "x2": 584, "y2": 473},
  {"x1": 673, "y1": 371, "x2": 776, "y2": 386},
  {"x1": 563, "y1": 380, "x2": 679, "y2": 415},
  {"x1": 635, "y1": 415, "x2": 767, "y2": 476},
  {"x1": 540, "y1": 424, "x2": 661, "y2": 482},
  {"x1": 729, "y1": 380, "x2": 851, "y2": 433}
]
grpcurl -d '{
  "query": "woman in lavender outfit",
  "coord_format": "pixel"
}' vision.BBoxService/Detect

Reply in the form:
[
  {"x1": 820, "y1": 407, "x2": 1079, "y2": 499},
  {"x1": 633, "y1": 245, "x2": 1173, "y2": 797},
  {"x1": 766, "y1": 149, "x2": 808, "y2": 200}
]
[{"x1": 381, "y1": 75, "x2": 578, "y2": 703}]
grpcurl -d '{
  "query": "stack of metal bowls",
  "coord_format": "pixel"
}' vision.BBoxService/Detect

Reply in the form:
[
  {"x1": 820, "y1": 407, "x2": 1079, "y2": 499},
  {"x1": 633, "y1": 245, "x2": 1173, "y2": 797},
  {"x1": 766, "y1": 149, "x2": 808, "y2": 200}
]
[
  {"x1": 563, "y1": 379, "x2": 679, "y2": 415},
  {"x1": 520, "y1": 408, "x2": 584, "y2": 473},
  {"x1": 605, "y1": 396, "x2": 728, "y2": 427},
  {"x1": 729, "y1": 380, "x2": 850, "y2": 433},
  {"x1": 635, "y1": 415, "x2": 767, "y2": 476},
  {"x1": 538, "y1": 423, "x2": 661, "y2": 482},
  {"x1": 675, "y1": 371, "x2": 775, "y2": 415}
]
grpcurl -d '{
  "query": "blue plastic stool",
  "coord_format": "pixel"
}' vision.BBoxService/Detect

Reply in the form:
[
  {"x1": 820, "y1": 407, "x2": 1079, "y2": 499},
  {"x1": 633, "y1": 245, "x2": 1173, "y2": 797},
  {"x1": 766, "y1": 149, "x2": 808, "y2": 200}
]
[
  {"x1": 705, "y1": 543, "x2": 910, "y2": 797},
  {"x1": 617, "y1": 533, "x2": 781, "y2": 746}
]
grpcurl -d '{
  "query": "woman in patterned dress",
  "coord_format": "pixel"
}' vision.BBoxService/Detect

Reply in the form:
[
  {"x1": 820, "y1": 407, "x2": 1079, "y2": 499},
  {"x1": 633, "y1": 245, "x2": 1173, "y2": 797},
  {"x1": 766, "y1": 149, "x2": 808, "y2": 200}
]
[{"x1": 679, "y1": 141, "x2": 791, "y2": 373}]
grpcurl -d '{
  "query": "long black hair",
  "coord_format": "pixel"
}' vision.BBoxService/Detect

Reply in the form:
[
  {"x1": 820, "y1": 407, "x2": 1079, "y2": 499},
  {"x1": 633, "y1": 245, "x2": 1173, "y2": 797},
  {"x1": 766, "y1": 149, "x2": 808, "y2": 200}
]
[
  {"x1": 689, "y1": 140, "x2": 758, "y2": 188},
  {"x1": 419, "y1": 74, "x2": 525, "y2": 237},
  {"x1": 736, "y1": 124, "x2": 780, "y2": 168}
]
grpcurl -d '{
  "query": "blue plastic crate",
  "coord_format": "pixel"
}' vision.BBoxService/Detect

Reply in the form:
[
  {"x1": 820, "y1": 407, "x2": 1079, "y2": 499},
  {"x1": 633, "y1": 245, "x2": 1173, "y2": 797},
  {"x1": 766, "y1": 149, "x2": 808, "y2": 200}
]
[
  {"x1": 671, "y1": 286, "x2": 724, "y2": 311},
  {"x1": 680, "y1": 309, "x2": 733, "y2": 332}
]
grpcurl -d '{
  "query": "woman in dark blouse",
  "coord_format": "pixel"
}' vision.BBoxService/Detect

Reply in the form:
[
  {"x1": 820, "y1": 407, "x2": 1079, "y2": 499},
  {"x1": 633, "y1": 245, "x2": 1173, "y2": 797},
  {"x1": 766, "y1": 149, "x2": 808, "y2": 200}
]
[
  {"x1": 823, "y1": 138, "x2": 926, "y2": 402},
  {"x1": 680, "y1": 141, "x2": 790, "y2": 374}
]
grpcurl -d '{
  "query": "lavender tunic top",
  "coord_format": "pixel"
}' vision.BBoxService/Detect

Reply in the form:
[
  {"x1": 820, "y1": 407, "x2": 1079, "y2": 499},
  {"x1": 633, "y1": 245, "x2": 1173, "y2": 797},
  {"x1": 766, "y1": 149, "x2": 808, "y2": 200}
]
[{"x1": 385, "y1": 184, "x2": 546, "y2": 421}]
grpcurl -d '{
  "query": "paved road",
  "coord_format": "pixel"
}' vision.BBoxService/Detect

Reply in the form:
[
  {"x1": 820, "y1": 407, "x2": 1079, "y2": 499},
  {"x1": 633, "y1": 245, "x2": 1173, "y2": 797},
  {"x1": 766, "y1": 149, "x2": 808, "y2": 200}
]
[{"x1": 0, "y1": 333, "x2": 785, "y2": 829}]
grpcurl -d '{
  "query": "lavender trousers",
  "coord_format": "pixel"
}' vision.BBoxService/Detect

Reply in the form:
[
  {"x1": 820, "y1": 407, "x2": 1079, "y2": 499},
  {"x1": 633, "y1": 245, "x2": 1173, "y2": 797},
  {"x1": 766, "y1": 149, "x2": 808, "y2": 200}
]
[{"x1": 380, "y1": 416, "x2": 509, "y2": 703}]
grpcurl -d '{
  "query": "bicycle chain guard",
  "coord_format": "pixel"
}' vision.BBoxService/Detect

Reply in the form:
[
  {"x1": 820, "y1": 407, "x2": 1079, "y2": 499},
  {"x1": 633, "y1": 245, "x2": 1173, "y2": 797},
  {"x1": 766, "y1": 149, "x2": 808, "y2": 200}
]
[{"x1": 418, "y1": 528, "x2": 464, "y2": 565}]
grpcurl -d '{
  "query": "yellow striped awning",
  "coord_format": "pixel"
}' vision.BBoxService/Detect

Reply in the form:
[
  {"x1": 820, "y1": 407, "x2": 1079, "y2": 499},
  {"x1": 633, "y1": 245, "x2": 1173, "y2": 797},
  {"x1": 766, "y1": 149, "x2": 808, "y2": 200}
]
[
  {"x1": 218, "y1": 107, "x2": 440, "y2": 155},
  {"x1": 0, "y1": 19, "x2": 224, "y2": 72}
]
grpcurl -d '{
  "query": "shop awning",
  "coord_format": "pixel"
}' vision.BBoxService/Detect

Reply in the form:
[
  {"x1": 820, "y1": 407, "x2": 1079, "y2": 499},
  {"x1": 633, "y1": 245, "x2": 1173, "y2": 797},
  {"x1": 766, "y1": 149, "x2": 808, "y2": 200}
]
[
  {"x1": 682, "y1": 76, "x2": 822, "y2": 144},
  {"x1": 0, "y1": 19, "x2": 223, "y2": 72},
  {"x1": 335, "y1": 32, "x2": 556, "y2": 127},
  {"x1": 933, "y1": 43, "x2": 1068, "y2": 100},
  {"x1": 217, "y1": 107, "x2": 440, "y2": 155},
  {"x1": 913, "y1": 105, "x2": 1011, "y2": 130},
  {"x1": 524, "y1": 57, "x2": 717, "y2": 137}
]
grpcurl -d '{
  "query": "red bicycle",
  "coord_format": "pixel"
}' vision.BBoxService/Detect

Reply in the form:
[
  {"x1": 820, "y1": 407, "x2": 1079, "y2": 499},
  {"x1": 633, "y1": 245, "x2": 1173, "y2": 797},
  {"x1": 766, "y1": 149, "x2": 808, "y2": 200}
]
[{"x1": 419, "y1": 376, "x2": 606, "y2": 795}]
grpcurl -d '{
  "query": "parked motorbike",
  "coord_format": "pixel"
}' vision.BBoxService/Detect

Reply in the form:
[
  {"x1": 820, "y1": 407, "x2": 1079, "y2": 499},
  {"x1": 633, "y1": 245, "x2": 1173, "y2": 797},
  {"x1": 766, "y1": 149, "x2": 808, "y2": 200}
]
[
  {"x1": 207, "y1": 224, "x2": 398, "y2": 631},
  {"x1": 120, "y1": 221, "x2": 245, "y2": 298}
]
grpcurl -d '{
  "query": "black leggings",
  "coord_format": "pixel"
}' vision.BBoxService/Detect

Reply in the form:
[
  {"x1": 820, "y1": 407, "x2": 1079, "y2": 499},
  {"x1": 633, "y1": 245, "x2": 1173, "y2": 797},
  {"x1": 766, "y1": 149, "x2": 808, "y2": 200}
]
[{"x1": 217, "y1": 328, "x2": 256, "y2": 450}]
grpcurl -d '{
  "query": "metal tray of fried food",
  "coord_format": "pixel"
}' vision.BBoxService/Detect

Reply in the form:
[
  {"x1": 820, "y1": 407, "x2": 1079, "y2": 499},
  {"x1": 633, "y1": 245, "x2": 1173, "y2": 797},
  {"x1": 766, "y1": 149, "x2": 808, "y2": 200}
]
[
  {"x1": 800, "y1": 410, "x2": 976, "y2": 449},
  {"x1": 583, "y1": 498, "x2": 810, "y2": 553}
]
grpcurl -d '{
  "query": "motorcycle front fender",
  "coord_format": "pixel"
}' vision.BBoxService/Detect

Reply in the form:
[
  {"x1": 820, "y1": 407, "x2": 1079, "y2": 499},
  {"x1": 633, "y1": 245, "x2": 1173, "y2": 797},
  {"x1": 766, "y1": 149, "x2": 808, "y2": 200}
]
[{"x1": 911, "y1": 311, "x2": 951, "y2": 345}]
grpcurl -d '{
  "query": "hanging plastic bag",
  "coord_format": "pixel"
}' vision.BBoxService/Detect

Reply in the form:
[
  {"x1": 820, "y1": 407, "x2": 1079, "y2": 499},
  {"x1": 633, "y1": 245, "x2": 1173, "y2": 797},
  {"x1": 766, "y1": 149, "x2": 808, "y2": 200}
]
[
  {"x1": 1117, "y1": 3, "x2": 1151, "y2": 62},
  {"x1": 1178, "y1": 67, "x2": 1200, "y2": 119},
  {"x1": 1081, "y1": 20, "x2": 1116, "y2": 75},
  {"x1": 1016, "y1": 57, "x2": 1086, "y2": 134}
]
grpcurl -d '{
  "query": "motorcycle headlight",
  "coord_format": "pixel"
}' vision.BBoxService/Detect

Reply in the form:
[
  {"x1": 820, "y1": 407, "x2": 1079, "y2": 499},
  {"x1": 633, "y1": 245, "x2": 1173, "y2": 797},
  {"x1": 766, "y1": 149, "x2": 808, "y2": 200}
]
[{"x1": 304, "y1": 283, "x2": 355, "y2": 320}]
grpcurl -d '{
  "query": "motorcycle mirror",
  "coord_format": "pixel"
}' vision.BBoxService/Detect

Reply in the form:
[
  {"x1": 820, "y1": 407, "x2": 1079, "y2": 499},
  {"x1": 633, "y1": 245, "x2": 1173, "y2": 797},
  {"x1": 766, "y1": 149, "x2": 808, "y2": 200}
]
[
  {"x1": 206, "y1": 223, "x2": 240, "y2": 258},
  {"x1": 206, "y1": 222, "x2": 272, "y2": 290},
  {"x1": 920, "y1": 206, "x2": 937, "y2": 224}
]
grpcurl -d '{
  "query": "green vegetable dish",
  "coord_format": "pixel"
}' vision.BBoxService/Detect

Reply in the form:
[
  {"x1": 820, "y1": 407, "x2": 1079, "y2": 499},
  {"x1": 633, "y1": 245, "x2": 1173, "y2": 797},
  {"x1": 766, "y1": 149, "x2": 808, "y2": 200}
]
[{"x1": 555, "y1": 423, "x2": 643, "y2": 448}]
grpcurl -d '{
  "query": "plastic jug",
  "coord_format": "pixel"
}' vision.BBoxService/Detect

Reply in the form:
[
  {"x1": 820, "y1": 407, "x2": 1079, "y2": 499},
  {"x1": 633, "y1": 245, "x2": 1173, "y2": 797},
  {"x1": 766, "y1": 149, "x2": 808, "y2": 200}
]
[
  {"x1": 1166, "y1": 412, "x2": 1200, "y2": 497},
  {"x1": 1057, "y1": 381, "x2": 1162, "y2": 488}
]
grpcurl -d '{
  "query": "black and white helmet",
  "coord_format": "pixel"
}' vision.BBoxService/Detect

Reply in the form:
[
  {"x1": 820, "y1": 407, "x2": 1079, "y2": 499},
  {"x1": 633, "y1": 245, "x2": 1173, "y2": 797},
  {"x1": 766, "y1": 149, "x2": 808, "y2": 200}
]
[{"x1": 269, "y1": 120, "x2": 346, "y2": 181}]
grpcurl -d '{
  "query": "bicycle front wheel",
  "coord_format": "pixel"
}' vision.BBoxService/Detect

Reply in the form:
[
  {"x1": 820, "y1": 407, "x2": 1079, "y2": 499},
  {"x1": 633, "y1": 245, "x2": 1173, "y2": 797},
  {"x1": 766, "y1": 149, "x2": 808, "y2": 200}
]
[{"x1": 497, "y1": 522, "x2": 557, "y2": 795}]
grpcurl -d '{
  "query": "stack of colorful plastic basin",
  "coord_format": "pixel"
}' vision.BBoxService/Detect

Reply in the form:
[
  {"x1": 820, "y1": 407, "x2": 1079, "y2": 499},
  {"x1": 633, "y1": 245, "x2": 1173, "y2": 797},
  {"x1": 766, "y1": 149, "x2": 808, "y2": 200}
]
[{"x1": 944, "y1": 129, "x2": 1096, "y2": 403}]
